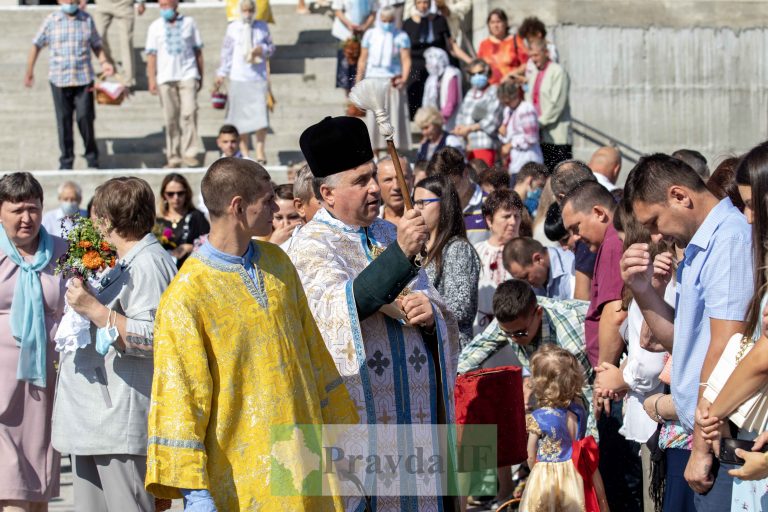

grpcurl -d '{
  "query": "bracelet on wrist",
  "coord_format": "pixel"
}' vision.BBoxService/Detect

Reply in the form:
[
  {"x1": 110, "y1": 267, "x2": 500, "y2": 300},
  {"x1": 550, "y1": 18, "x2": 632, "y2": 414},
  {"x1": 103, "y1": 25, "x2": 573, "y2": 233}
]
[{"x1": 653, "y1": 394, "x2": 665, "y2": 423}]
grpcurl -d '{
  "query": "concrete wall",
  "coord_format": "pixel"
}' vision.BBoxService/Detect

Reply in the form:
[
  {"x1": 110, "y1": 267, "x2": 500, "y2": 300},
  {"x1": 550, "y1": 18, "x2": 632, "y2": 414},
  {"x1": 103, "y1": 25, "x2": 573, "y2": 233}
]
[{"x1": 473, "y1": 0, "x2": 768, "y2": 181}]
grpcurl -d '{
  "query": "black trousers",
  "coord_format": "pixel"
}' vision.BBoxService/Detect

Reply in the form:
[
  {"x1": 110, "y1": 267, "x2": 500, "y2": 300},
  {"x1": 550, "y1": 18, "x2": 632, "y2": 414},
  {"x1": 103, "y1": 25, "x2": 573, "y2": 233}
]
[
  {"x1": 541, "y1": 142, "x2": 572, "y2": 172},
  {"x1": 598, "y1": 400, "x2": 643, "y2": 512},
  {"x1": 50, "y1": 81, "x2": 98, "y2": 169}
]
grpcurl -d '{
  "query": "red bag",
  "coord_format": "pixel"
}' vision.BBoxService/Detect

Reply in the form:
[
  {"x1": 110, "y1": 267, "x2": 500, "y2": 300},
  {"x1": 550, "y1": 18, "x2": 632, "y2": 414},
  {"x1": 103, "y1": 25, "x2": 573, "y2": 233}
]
[{"x1": 454, "y1": 366, "x2": 527, "y2": 467}]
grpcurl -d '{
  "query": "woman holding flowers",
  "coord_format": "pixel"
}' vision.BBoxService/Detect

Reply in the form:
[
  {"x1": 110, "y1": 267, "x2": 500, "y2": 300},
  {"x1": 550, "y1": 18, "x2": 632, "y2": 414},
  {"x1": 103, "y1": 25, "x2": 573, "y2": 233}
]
[
  {"x1": 51, "y1": 177, "x2": 176, "y2": 511},
  {"x1": 155, "y1": 173, "x2": 210, "y2": 269},
  {"x1": 0, "y1": 172, "x2": 67, "y2": 511}
]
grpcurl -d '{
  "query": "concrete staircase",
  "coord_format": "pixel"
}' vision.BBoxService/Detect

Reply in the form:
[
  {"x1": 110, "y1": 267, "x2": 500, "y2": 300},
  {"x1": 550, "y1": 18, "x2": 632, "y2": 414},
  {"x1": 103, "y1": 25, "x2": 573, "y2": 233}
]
[{"x1": 0, "y1": 3, "x2": 346, "y2": 173}]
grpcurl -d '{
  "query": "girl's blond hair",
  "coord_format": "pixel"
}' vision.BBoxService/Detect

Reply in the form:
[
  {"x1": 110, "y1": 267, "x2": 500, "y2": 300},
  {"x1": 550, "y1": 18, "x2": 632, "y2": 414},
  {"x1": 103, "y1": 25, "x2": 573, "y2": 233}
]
[{"x1": 530, "y1": 344, "x2": 584, "y2": 408}]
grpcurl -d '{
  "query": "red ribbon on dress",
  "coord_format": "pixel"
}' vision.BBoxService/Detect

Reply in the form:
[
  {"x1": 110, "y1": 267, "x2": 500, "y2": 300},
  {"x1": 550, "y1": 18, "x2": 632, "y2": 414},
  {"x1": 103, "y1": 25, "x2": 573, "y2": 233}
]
[{"x1": 571, "y1": 435, "x2": 600, "y2": 512}]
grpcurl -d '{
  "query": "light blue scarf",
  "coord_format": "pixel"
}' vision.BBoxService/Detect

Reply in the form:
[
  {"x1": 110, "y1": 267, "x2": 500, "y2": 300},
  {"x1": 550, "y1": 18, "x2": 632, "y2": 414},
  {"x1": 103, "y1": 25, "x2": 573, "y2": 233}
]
[{"x1": 0, "y1": 225, "x2": 53, "y2": 387}]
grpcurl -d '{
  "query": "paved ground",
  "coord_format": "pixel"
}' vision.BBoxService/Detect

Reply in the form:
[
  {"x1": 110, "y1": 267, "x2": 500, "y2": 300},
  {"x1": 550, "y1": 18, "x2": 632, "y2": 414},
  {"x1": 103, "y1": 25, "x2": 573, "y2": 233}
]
[{"x1": 50, "y1": 457, "x2": 508, "y2": 510}]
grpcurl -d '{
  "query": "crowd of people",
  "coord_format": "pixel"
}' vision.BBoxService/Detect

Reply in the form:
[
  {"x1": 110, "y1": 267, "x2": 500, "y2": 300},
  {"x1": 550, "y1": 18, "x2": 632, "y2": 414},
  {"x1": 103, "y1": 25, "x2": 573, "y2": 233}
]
[
  {"x1": 25, "y1": 0, "x2": 571, "y2": 178},
  {"x1": 11, "y1": 1, "x2": 768, "y2": 512}
]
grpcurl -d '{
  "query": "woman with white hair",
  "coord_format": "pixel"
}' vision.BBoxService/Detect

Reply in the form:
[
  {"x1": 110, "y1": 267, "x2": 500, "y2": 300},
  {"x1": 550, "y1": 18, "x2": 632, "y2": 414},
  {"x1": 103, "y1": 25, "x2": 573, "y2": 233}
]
[
  {"x1": 421, "y1": 46, "x2": 461, "y2": 132},
  {"x1": 414, "y1": 106, "x2": 447, "y2": 161},
  {"x1": 214, "y1": 0, "x2": 275, "y2": 164},
  {"x1": 356, "y1": 5, "x2": 412, "y2": 155}
]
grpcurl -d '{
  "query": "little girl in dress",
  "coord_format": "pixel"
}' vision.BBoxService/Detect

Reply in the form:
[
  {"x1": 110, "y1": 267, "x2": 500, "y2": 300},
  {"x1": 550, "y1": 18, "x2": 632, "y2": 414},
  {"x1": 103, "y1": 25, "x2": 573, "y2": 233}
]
[{"x1": 519, "y1": 345, "x2": 609, "y2": 512}]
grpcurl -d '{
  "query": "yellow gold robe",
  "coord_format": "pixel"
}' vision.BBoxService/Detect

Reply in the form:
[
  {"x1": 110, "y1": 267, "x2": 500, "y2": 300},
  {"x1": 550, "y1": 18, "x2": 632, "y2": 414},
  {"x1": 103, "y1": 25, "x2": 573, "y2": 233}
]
[{"x1": 145, "y1": 242, "x2": 358, "y2": 511}]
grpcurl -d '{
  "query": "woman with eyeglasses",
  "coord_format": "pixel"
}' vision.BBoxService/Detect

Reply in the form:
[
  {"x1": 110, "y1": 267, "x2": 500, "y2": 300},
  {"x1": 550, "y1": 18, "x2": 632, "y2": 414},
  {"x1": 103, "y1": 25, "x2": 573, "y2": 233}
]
[
  {"x1": 413, "y1": 175, "x2": 480, "y2": 348},
  {"x1": 155, "y1": 173, "x2": 210, "y2": 268}
]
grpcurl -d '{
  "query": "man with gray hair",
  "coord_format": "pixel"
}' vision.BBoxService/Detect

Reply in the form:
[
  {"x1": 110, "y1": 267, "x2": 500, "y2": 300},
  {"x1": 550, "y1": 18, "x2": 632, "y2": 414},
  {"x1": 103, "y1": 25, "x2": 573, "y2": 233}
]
[
  {"x1": 378, "y1": 154, "x2": 412, "y2": 228},
  {"x1": 42, "y1": 181, "x2": 86, "y2": 237},
  {"x1": 279, "y1": 165, "x2": 321, "y2": 253}
]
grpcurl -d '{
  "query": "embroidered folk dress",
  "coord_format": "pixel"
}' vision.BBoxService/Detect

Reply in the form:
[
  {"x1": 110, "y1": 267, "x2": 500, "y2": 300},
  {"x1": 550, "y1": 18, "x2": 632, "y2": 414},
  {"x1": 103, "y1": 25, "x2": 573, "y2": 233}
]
[
  {"x1": 287, "y1": 208, "x2": 460, "y2": 512},
  {"x1": 145, "y1": 241, "x2": 358, "y2": 511},
  {"x1": 520, "y1": 407, "x2": 586, "y2": 512}
]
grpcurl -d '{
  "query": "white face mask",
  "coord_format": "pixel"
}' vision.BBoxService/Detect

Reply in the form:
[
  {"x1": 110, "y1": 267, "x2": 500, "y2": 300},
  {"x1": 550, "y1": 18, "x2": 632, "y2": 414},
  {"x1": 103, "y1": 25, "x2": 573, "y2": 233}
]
[{"x1": 242, "y1": 13, "x2": 254, "y2": 23}]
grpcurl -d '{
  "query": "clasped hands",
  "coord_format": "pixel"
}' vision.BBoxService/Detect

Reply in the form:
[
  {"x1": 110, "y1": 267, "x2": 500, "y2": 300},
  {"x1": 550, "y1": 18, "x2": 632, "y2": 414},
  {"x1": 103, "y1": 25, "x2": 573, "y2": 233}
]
[{"x1": 592, "y1": 361, "x2": 628, "y2": 418}]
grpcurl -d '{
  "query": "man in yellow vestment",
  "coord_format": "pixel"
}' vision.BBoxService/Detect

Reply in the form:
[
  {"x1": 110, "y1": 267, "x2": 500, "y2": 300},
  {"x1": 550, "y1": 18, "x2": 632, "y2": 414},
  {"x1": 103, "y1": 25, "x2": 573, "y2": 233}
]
[
  {"x1": 145, "y1": 157, "x2": 358, "y2": 511},
  {"x1": 288, "y1": 117, "x2": 461, "y2": 511}
]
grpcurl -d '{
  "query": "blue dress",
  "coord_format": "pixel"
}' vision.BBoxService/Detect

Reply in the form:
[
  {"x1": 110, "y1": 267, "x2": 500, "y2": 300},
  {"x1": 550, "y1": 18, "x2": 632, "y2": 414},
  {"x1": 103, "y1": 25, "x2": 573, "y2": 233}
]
[{"x1": 519, "y1": 406, "x2": 586, "y2": 512}]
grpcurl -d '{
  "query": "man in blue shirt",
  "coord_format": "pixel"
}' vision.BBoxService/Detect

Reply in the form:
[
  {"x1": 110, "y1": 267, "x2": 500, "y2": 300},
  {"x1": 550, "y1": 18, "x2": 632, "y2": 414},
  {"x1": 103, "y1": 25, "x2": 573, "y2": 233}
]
[
  {"x1": 622, "y1": 153, "x2": 753, "y2": 511},
  {"x1": 502, "y1": 236, "x2": 575, "y2": 300}
]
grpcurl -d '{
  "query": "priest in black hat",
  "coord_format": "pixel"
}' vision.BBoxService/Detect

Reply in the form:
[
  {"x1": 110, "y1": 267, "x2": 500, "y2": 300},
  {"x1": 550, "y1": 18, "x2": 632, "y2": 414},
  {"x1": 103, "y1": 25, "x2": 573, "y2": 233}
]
[{"x1": 287, "y1": 116, "x2": 460, "y2": 511}]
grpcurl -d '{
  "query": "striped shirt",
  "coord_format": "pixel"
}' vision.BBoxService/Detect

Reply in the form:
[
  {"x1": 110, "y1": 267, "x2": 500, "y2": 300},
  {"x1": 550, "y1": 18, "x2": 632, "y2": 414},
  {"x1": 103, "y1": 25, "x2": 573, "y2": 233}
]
[
  {"x1": 459, "y1": 296, "x2": 591, "y2": 378},
  {"x1": 33, "y1": 10, "x2": 102, "y2": 87},
  {"x1": 459, "y1": 296, "x2": 596, "y2": 435}
]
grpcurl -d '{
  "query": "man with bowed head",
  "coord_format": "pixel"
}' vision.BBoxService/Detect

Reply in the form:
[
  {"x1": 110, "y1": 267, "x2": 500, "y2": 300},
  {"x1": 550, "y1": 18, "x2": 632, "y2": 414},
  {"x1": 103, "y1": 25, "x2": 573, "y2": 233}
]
[
  {"x1": 622, "y1": 154, "x2": 752, "y2": 511},
  {"x1": 288, "y1": 116, "x2": 460, "y2": 512}
]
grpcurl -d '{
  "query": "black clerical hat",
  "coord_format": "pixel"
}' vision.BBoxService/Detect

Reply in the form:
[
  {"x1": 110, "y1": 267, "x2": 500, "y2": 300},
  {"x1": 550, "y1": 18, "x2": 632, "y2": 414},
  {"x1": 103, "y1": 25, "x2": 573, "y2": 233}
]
[{"x1": 299, "y1": 116, "x2": 374, "y2": 178}]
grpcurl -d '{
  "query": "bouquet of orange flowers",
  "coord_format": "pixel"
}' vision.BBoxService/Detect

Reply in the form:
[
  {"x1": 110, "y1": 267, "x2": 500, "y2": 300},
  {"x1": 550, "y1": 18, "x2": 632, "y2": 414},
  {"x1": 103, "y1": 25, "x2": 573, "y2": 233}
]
[
  {"x1": 54, "y1": 216, "x2": 117, "y2": 353},
  {"x1": 56, "y1": 216, "x2": 116, "y2": 280}
]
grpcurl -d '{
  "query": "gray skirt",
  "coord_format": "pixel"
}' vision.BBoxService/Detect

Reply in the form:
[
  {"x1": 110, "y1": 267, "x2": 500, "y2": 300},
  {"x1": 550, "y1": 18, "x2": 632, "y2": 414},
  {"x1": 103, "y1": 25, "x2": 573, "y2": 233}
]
[
  {"x1": 365, "y1": 78, "x2": 410, "y2": 151},
  {"x1": 225, "y1": 79, "x2": 269, "y2": 134}
]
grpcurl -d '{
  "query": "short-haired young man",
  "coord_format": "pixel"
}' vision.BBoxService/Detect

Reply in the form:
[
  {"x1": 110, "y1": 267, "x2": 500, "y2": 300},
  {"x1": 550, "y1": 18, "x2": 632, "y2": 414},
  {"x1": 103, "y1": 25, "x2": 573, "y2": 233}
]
[
  {"x1": 562, "y1": 180, "x2": 642, "y2": 512},
  {"x1": 623, "y1": 153, "x2": 752, "y2": 510},
  {"x1": 146, "y1": 158, "x2": 358, "y2": 510},
  {"x1": 216, "y1": 124, "x2": 242, "y2": 158},
  {"x1": 512, "y1": 162, "x2": 548, "y2": 216},
  {"x1": 503, "y1": 236, "x2": 575, "y2": 300},
  {"x1": 459, "y1": 279, "x2": 594, "y2": 424}
]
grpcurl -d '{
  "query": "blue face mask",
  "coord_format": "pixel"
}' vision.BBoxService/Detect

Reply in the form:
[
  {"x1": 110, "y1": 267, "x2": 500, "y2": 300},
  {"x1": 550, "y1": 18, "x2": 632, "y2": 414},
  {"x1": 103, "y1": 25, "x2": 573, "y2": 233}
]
[
  {"x1": 95, "y1": 324, "x2": 119, "y2": 356},
  {"x1": 160, "y1": 8, "x2": 176, "y2": 21},
  {"x1": 524, "y1": 187, "x2": 543, "y2": 216},
  {"x1": 60, "y1": 3, "x2": 78, "y2": 15},
  {"x1": 380, "y1": 22, "x2": 394, "y2": 32},
  {"x1": 470, "y1": 74, "x2": 488, "y2": 90}
]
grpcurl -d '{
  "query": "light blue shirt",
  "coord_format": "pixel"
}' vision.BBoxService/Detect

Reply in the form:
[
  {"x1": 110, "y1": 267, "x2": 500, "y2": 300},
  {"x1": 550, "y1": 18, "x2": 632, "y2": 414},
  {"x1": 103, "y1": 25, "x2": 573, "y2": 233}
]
[
  {"x1": 672, "y1": 198, "x2": 753, "y2": 431},
  {"x1": 198, "y1": 240, "x2": 257, "y2": 284},
  {"x1": 537, "y1": 246, "x2": 575, "y2": 300}
]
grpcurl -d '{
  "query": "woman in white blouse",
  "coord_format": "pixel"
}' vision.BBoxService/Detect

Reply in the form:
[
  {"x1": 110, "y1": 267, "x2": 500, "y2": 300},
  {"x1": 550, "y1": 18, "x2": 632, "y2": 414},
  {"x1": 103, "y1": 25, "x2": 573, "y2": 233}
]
[{"x1": 214, "y1": 0, "x2": 276, "y2": 164}]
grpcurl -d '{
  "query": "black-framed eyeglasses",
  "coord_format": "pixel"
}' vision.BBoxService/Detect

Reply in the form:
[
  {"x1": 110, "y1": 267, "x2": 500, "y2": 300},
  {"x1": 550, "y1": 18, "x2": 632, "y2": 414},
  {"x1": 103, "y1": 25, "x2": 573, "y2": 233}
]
[{"x1": 413, "y1": 198, "x2": 441, "y2": 209}]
